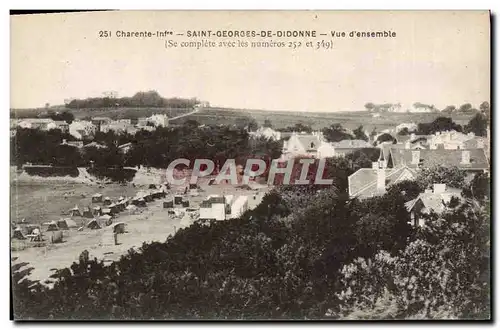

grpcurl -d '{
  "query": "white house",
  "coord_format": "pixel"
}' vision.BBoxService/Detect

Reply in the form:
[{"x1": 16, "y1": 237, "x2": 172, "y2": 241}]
[
  {"x1": 18, "y1": 118, "x2": 54, "y2": 130},
  {"x1": 147, "y1": 114, "x2": 169, "y2": 127},
  {"x1": 69, "y1": 120, "x2": 97, "y2": 140},
  {"x1": 250, "y1": 127, "x2": 282, "y2": 141},
  {"x1": 199, "y1": 195, "x2": 228, "y2": 221},
  {"x1": 199, "y1": 195, "x2": 250, "y2": 221},
  {"x1": 405, "y1": 184, "x2": 462, "y2": 227},
  {"x1": 281, "y1": 131, "x2": 324, "y2": 159},
  {"x1": 47, "y1": 121, "x2": 70, "y2": 133},
  {"x1": 396, "y1": 122, "x2": 418, "y2": 133},
  {"x1": 428, "y1": 130, "x2": 479, "y2": 150}
]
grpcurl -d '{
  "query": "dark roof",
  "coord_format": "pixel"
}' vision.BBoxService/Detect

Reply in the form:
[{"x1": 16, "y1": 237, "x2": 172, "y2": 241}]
[
  {"x1": 208, "y1": 196, "x2": 226, "y2": 204},
  {"x1": 335, "y1": 147, "x2": 379, "y2": 156},
  {"x1": 200, "y1": 196, "x2": 226, "y2": 208},
  {"x1": 389, "y1": 148, "x2": 489, "y2": 170}
]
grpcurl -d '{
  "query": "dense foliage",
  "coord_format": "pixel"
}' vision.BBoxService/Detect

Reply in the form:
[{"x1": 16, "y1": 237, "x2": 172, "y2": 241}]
[
  {"x1": 416, "y1": 117, "x2": 463, "y2": 135},
  {"x1": 66, "y1": 91, "x2": 200, "y2": 109},
  {"x1": 12, "y1": 165, "x2": 490, "y2": 319},
  {"x1": 11, "y1": 124, "x2": 283, "y2": 171},
  {"x1": 464, "y1": 113, "x2": 489, "y2": 137},
  {"x1": 322, "y1": 124, "x2": 355, "y2": 142}
]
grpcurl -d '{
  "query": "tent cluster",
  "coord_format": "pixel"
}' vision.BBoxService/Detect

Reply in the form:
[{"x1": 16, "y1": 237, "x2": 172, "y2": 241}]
[{"x1": 12, "y1": 185, "x2": 168, "y2": 242}]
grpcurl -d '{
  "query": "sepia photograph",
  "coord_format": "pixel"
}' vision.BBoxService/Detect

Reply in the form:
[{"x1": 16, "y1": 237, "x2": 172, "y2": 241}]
[{"x1": 9, "y1": 10, "x2": 491, "y2": 320}]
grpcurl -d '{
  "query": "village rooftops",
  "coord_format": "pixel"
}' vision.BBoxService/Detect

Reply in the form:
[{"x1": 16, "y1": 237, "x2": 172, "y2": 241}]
[
  {"x1": 19, "y1": 118, "x2": 54, "y2": 124},
  {"x1": 389, "y1": 148, "x2": 489, "y2": 170},
  {"x1": 332, "y1": 139, "x2": 372, "y2": 148},
  {"x1": 348, "y1": 166, "x2": 419, "y2": 198},
  {"x1": 294, "y1": 134, "x2": 322, "y2": 151},
  {"x1": 405, "y1": 185, "x2": 462, "y2": 214},
  {"x1": 91, "y1": 117, "x2": 112, "y2": 121}
]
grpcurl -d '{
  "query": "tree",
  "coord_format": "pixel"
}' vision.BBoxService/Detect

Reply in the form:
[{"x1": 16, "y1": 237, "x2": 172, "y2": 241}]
[
  {"x1": 417, "y1": 117, "x2": 462, "y2": 135},
  {"x1": 49, "y1": 110, "x2": 75, "y2": 124},
  {"x1": 375, "y1": 133, "x2": 396, "y2": 145},
  {"x1": 263, "y1": 119, "x2": 273, "y2": 128},
  {"x1": 293, "y1": 123, "x2": 312, "y2": 133},
  {"x1": 398, "y1": 127, "x2": 409, "y2": 136},
  {"x1": 465, "y1": 113, "x2": 488, "y2": 137},
  {"x1": 364, "y1": 103, "x2": 375, "y2": 111},
  {"x1": 353, "y1": 125, "x2": 368, "y2": 141},
  {"x1": 441, "y1": 105, "x2": 456, "y2": 114},
  {"x1": 335, "y1": 199, "x2": 490, "y2": 319},
  {"x1": 322, "y1": 124, "x2": 354, "y2": 142},
  {"x1": 386, "y1": 180, "x2": 422, "y2": 202},
  {"x1": 416, "y1": 166, "x2": 466, "y2": 190},
  {"x1": 459, "y1": 103, "x2": 473, "y2": 113},
  {"x1": 462, "y1": 172, "x2": 490, "y2": 201}
]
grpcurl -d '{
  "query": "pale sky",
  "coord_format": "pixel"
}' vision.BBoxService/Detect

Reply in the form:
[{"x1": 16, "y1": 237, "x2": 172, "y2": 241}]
[{"x1": 10, "y1": 11, "x2": 490, "y2": 112}]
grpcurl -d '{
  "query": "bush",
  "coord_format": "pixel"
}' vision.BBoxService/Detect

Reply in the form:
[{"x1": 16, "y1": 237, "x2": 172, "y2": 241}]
[
  {"x1": 24, "y1": 166, "x2": 79, "y2": 177},
  {"x1": 87, "y1": 167, "x2": 136, "y2": 183}
]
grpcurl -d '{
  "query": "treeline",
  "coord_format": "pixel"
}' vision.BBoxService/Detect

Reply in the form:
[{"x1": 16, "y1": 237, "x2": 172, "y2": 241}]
[
  {"x1": 12, "y1": 169, "x2": 489, "y2": 319},
  {"x1": 10, "y1": 122, "x2": 283, "y2": 171},
  {"x1": 364, "y1": 101, "x2": 490, "y2": 114},
  {"x1": 66, "y1": 91, "x2": 201, "y2": 109},
  {"x1": 398, "y1": 115, "x2": 489, "y2": 137}
]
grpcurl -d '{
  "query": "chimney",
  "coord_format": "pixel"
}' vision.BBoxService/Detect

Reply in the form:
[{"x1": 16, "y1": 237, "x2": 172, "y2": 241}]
[
  {"x1": 372, "y1": 162, "x2": 379, "y2": 169},
  {"x1": 461, "y1": 150, "x2": 471, "y2": 164},
  {"x1": 411, "y1": 150, "x2": 420, "y2": 165},
  {"x1": 410, "y1": 133, "x2": 415, "y2": 140},
  {"x1": 405, "y1": 141, "x2": 411, "y2": 149},
  {"x1": 377, "y1": 148, "x2": 387, "y2": 169},
  {"x1": 424, "y1": 188, "x2": 433, "y2": 194},
  {"x1": 377, "y1": 167, "x2": 386, "y2": 193},
  {"x1": 433, "y1": 183, "x2": 446, "y2": 194}
]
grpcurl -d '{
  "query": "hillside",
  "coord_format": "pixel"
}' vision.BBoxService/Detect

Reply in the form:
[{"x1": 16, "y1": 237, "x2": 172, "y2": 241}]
[
  {"x1": 169, "y1": 107, "x2": 477, "y2": 131},
  {"x1": 11, "y1": 106, "x2": 477, "y2": 131}
]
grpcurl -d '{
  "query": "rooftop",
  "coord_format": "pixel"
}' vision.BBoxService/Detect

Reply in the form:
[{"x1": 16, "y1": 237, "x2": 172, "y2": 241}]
[{"x1": 389, "y1": 148, "x2": 489, "y2": 170}]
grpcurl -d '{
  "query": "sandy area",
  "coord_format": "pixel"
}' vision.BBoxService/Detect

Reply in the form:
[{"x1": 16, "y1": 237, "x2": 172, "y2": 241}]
[
  {"x1": 11, "y1": 178, "x2": 269, "y2": 285},
  {"x1": 11, "y1": 196, "x2": 188, "y2": 284}
]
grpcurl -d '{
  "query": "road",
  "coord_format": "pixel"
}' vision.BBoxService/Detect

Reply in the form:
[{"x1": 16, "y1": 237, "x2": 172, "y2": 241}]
[{"x1": 167, "y1": 107, "x2": 204, "y2": 121}]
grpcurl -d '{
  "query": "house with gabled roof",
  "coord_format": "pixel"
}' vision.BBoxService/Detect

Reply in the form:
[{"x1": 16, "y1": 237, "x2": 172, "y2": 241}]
[
  {"x1": 348, "y1": 148, "x2": 419, "y2": 199},
  {"x1": 348, "y1": 164, "x2": 418, "y2": 199},
  {"x1": 388, "y1": 148, "x2": 489, "y2": 174},
  {"x1": 281, "y1": 132, "x2": 323, "y2": 159},
  {"x1": 405, "y1": 184, "x2": 463, "y2": 226},
  {"x1": 330, "y1": 139, "x2": 374, "y2": 157}
]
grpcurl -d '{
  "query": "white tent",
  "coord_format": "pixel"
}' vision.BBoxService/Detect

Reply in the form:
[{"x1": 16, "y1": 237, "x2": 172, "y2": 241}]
[
  {"x1": 87, "y1": 219, "x2": 101, "y2": 230},
  {"x1": 99, "y1": 214, "x2": 113, "y2": 226},
  {"x1": 113, "y1": 222, "x2": 126, "y2": 234},
  {"x1": 69, "y1": 205, "x2": 82, "y2": 217},
  {"x1": 45, "y1": 221, "x2": 59, "y2": 232}
]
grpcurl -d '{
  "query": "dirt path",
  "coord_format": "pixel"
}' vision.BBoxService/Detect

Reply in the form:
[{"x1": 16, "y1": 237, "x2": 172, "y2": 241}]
[{"x1": 167, "y1": 107, "x2": 202, "y2": 121}]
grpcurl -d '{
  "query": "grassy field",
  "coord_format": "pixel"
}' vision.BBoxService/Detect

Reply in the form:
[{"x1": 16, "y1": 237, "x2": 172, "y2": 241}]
[
  {"x1": 171, "y1": 107, "x2": 477, "y2": 131},
  {"x1": 11, "y1": 106, "x2": 477, "y2": 131}
]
